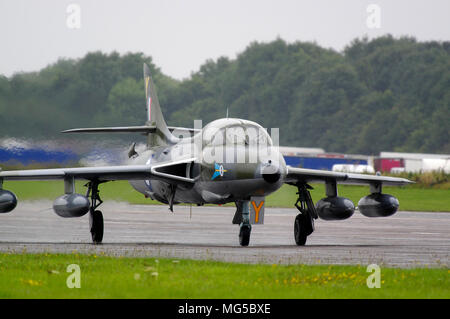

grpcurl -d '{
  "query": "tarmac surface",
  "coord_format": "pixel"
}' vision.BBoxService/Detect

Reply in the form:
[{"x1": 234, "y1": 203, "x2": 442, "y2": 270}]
[{"x1": 0, "y1": 201, "x2": 448, "y2": 268}]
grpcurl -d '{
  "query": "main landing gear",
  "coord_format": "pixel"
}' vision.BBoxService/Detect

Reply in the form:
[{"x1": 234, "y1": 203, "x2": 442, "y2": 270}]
[
  {"x1": 293, "y1": 183, "x2": 317, "y2": 246},
  {"x1": 85, "y1": 181, "x2": 104, "y2": 244},
  {"x1": 233, "y1": 201, "x2": 252, "y2": 246}
]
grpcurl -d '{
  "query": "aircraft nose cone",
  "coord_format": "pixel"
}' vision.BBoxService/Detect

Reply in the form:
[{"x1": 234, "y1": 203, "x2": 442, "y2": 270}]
[{"x1": 261, "y1": 160, "x2": 281, "y2": 183}]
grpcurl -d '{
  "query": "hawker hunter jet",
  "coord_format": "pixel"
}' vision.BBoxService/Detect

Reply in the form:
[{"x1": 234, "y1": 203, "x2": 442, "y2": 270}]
[{"x1": 0, "y1": 64, "x2": 412, "y2": 246}]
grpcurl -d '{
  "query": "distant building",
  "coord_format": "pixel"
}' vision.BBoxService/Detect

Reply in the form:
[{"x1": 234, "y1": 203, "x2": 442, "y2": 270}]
[
  {"x1": 278, "y1": 146, "x2": 325, "y2": 156},
  {"x1": 375, "y1": 152, "x2": 450, "y2": 173},
  {"x1": 280, "y1": 146, "x2": 369, "y2": 171},
  {"x1": 332, "y1": 164, "x2": 375, "y2": 174}
]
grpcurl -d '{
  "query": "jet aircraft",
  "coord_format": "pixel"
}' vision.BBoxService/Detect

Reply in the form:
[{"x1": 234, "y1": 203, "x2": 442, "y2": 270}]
[{"x1": 0, "y1": 64, "x2": 412, "y2": 246}]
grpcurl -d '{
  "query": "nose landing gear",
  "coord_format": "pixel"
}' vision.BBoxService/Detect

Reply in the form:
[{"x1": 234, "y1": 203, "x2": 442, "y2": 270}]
[{"x1": 234, "y1": 200, "x2": 252, "y2": 246}]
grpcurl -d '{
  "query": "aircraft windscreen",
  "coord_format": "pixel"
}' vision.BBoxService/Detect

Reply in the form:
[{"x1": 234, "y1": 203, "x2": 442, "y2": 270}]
[{"x1": 206, "y1": 125, "x2": 271, "y2": 146}]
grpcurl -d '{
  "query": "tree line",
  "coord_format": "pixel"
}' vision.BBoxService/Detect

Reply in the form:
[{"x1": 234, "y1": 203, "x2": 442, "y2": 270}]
[{"x1": 0, "y1": 35, "x2": 448, "y2": 155}]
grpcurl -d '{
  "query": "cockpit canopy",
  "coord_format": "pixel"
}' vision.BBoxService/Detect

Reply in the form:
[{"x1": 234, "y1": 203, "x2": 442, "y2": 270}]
[{"x1": 203, "y1": 118, "x2": 273, "y2": 147}]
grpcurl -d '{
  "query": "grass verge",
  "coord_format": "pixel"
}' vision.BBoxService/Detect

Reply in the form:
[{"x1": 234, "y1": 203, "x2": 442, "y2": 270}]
[{"x1": 0, "y1": 253, "x2": 448, "y2": 299}]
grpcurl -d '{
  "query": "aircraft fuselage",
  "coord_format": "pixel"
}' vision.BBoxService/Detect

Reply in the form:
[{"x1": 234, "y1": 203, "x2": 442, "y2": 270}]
[{"x1": 128, "y1": 118, "x2": 286, "y2": 205}]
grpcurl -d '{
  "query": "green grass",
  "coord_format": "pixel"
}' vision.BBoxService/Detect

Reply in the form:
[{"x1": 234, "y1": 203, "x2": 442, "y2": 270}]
[
  {"x1": 4, "y1": 181, "x2": 450, "y2": 212},
  {"x1": 0, "y1": 253, "x2": 448, "y2": 298}
]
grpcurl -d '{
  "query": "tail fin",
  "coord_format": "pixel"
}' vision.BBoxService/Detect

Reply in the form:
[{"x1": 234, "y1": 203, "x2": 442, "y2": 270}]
[
  {"x1": 61, "y1": 64, "x2": 178, "y2": 148},
  {"x1": 143, "y1": 64, "x2": 174, "y2": 147}
]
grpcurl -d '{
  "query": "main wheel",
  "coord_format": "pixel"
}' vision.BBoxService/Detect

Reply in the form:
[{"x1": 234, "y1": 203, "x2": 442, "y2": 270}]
[
  {"x1": 294, "y1": 214, "x2": 307, "y2": 246},
  {"x1": 239, "y1": 224, "x2": 251, "y2": 246},
  {"x1": 90, "y1": 209, "x2": 104, "y2": 244}
]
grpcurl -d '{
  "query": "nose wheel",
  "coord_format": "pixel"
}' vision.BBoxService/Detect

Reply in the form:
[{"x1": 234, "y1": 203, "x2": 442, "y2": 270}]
[
  {"x1": 239, "y1": 224, "x2": 252, "y2": 246},
  {"x1": 236, "y1": 200, "x2": 252, "y2": 246}
]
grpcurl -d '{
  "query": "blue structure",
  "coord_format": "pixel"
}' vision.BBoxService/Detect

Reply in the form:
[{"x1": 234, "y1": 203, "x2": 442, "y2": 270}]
[
  {"x1": 0, "y1": 147, "x2": 78, "y2": 165},
  {"x1": 284, "y1": 155, "x2": 368, "y2": 171}
]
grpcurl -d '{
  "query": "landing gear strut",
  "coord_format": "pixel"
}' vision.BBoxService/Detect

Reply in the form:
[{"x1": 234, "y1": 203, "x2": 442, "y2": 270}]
[
  {"x1": 293, "y1": 183, "x2": 317, "y2": 246},
  {"x1": 236, "y1": 200, "x2": 251, "y2": 246},
  {"x1": 86, "y1": 181, "x2": 104, "y2": 244}
]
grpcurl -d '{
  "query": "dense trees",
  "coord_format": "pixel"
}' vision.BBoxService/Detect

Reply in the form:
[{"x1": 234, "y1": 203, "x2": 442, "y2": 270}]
[{"x1": 0, "y1": 35, "x2": 448, "y2": 155}]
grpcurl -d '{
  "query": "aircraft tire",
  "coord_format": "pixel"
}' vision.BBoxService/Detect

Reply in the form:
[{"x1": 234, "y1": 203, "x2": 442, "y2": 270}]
[
  {"x1": 90, "y1": 209, "x2": 104, "y2": 244},
  {"x1": 239, "y1": 224, "x2": 251, "y2": 246},
  {"x1": 294, "y1": 214, "x2": 307, "y2": 246}
]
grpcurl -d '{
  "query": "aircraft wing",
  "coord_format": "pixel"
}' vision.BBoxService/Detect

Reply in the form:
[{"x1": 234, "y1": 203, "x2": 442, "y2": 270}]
[
  {"x1": 285, "y1": 166, "x2": 412, "y2": 186},
  {"x1": 0, "y1": 163, "x2": 195, "y2": 185}
]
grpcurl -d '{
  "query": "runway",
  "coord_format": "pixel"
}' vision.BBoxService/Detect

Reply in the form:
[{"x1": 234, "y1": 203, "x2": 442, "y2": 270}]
[{"x1": 0, "y1": 201, "x2": 448, "y2": 268}]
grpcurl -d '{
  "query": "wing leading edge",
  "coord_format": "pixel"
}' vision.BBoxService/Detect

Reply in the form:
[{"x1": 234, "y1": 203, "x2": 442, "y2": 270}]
[
  {"x1": 0, "y1": 162, "x2": 195, "y2": 185},
  {"x1": 285, "y1": 166, "x2": 412, "y2": 186}
]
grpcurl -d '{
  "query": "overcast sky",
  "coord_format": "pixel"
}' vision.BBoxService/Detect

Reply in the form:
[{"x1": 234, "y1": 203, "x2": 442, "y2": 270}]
[{"x1": 0, "y1": 0, "x2": 449, "y2": 79}]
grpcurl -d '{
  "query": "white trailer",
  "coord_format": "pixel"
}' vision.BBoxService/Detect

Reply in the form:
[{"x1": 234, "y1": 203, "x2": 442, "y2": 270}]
[{"x1": 379, "y1": 152, "x2": 450, "y2": 173}]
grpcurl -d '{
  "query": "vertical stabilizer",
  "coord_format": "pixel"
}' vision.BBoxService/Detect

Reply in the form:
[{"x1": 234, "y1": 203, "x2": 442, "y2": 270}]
[{"x1": 143, "y1": 63, "x2": 174, "y2": 147}]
